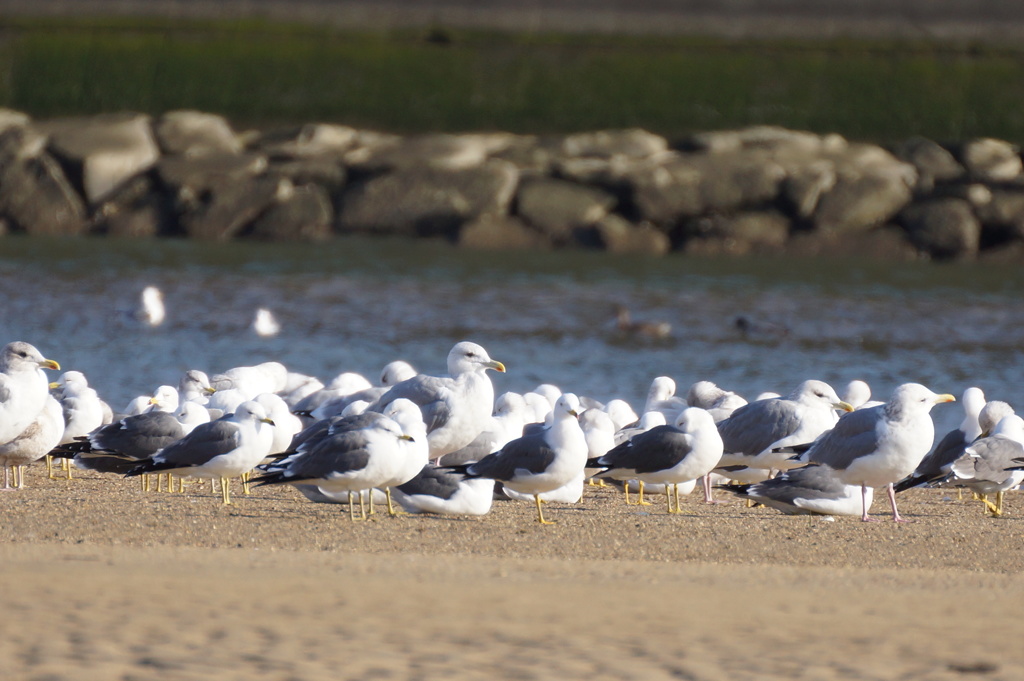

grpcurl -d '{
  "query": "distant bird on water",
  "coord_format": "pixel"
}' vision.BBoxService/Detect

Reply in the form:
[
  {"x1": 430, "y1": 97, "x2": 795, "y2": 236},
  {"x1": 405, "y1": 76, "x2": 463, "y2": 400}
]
[
  {"x1": 252, "y1": 308, "x2": 281, "y2": 337},
  {"x1": 137, "y1": 285, "x2": 166, "y2": 327},
  {"x1": 613, "y1": 304, "x2": 672, "y2": 340}
]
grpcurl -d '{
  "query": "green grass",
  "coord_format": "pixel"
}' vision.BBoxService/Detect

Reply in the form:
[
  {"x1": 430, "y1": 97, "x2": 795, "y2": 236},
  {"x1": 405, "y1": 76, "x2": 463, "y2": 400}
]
[{"x1": 2, "y1": 17, "x2": 1024, "y2": 143}]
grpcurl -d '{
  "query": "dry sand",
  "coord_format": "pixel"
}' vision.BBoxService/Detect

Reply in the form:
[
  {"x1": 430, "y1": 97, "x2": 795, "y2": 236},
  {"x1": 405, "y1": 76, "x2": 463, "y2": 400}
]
[{"x1": 3, "y1": 466, "x2": 1024, "y2": 680}]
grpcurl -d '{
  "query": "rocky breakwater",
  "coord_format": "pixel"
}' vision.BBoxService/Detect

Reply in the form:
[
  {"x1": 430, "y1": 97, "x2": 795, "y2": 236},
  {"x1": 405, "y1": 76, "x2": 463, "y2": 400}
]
[{"x1": 1, "y1": 108, "x2": 1023, "y2": 260}]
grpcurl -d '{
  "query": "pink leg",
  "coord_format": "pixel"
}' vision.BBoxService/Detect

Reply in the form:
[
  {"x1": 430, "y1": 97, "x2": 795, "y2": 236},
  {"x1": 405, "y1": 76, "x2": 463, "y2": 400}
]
[
  {"x1": 860, "y1": 484, "x2": 879, "y2": 522},
  {"x1": 702, "y1": 473, "x2": 727, "y2": 504},
  {"x1": 888, "y1": 483, "x2": 912, "y2": 523}
]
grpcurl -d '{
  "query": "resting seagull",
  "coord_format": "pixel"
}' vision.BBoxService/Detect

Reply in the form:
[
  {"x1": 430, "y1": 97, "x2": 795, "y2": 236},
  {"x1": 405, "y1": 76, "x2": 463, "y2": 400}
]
[
  {"x1": 125, "y1": 401, "x2": 275, "y2": 505},
  {"x1": 0, "y1": 341, "x2": 61, "y2": 446},
  {"x1": 591, "y1": 407, "x2": 723, "y2": 512},
  {"x1": 722, "y1": 464, "x2": 872, "y2": 516},
  {"x1": 716, "y1": 380, "x2": 852, "y2": 473},
  {"x1": 370, "y1": 341, "x2": 506, "y2": 463},
  {"x1": 447, "y1": 393, "x2": 587, "y2": 525},
  {"x1": 390, "y1": 463, "x2": 495, "y2": 516},
  {"x1": 800, "y1": 383, "x2": 955, "y2": 523},
  {"x1": 251, "y1": 410, "x2": 414, "y2": 520}
]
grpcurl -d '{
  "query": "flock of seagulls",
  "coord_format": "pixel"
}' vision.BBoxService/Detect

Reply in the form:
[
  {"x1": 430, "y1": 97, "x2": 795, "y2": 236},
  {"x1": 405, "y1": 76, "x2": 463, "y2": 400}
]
[{"x1": 1, "y1": 326, "x2": 1021, "y2": 526}]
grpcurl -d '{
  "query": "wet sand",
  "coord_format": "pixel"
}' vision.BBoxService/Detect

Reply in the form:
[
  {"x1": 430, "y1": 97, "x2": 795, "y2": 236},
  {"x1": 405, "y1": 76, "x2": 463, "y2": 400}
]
[{"x1": 3, "y1": 466, "x2": 1024, "y2": 680}]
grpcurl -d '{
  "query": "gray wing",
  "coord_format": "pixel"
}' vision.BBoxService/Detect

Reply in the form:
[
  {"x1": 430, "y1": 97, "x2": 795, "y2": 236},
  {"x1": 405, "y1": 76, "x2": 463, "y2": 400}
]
[
  {"x1": 468, "y1": 432, "x2": 556, "y2": 482},
  {"x1": 806, "y1": 407, "x2": 882, "y2": 470},
  {"x1": 91, "y1": 412, "x2": 184, "y2": 459},
  {"x1": 154, "y1": 420, "x2": 240, "y2": 467},
  {"x1": 914, "y1": 428, "x2": 968, "y2": 478},
  {"x1": 282, "y1": 430, "x2": 375, "y2": 480},
  {"x1": 374, "y1": 375, "x2": 453, "y2": 432},
  {"x1": 718, "y1": 399, "x2": 801, "y2": 455},
  {"x1": 599, "y1": 425, "x2": 691, "y2": 474},
  {"x1": 0, "y1": 375, "x2": 13, "y2": 405},
  {"x1": 751, "y1": 465, "x2": 850, "y2": 504},
  {"x1": 955, "y1": 436, "x2": 1024, "y2": 482},
  {"x1": 397, "y1": 464, "x2": 462, "y2": 500}
]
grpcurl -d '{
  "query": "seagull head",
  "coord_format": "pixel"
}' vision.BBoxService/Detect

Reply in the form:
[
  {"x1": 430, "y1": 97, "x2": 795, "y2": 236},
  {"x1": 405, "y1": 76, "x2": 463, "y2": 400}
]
[
  {"x1": 0, "y1": 341, "x2": 60, "y2": 373},
  {"x1": 448, "y1": 341, "x2": 506, "y2": 376}
]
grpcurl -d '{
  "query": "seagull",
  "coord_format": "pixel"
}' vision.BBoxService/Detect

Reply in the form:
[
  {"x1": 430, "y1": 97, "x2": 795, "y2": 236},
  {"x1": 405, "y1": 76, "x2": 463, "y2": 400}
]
[
  {"x1": 0, "y1": 341, "x2": 61, "y2": 446},
  {"x1": 51, "y1": 371, "x2": 106, "y2": 445},
  {"x1": 51, "y1": 402, "x2": 211, "y2": 476},
  {"x1": 136, "y1": 285, "x2": 166, "y2": 326},
  {"x1": 0, "y1": 395, "x2": 64, "y2": 490},
  {"x1": 686, "y1": 381, "x2": 748, "y2": 423},
  {"x1": 591, "y1": 407, "x2": 724, "y2": 513},
  {"x1": 390, "y1": 463, "x2": 495, "y2": 516},
  {"x1": 252, "y1": 308, "x2": 281, "y2": 337},
  {"x1": 445, "y1": 393, "x2": 587, "y2": 525},
  {"x1": 716, "y1": 380, "x2": 852, "y2": 473},
  {"x1": 376, "y1": 398, "x2": 430, "y2": 515},
  {"x1": 721, "y1": 464, "x2": 873, "y2": 516},
  {"x1": 644, "y1": 376, "x2": 687, "y2": 421},
  {"x1": 950, "y1": 414, "x2": 1024, "y2": 516},
  {"x1": 370, "y1": 341, "x2": 506, "y2": 463},
  {"x1": 252, "y1": 409, "x2": 415, "y2": 520},
  {"x1": 125, "y1": 401, "x2": 275, "y2": 504},
  {"x1": 894, "y1": 386, "x2": 986, "y2": 493},
  {"x1": 800, "y1": 383, "x2": 956, "y2": 522}
]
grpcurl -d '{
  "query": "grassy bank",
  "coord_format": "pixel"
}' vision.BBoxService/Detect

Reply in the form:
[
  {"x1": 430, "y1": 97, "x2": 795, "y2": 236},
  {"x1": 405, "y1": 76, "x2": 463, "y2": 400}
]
[{"x1": 1, "y1": 17, "x2": 1023, "y2": 142}]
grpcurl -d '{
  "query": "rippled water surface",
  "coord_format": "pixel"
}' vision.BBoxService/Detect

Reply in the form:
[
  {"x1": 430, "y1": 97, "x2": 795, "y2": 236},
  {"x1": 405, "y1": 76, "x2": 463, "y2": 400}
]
[{"x1": 2, "y1": 236, "x2": 1022, "y2": 432}]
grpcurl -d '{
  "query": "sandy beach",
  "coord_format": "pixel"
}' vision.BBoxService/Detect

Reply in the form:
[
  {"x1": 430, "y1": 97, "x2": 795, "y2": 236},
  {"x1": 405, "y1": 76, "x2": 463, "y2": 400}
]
[{"x1": 3, "y1": 466, "x2": 1023, "y2": 680}]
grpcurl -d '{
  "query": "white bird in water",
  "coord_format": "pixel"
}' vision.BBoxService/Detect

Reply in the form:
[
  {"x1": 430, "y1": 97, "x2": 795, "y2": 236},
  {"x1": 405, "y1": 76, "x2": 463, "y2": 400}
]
[
  {"x1": 252, "y1": 308, "x2": 281, "y2": 337},
  {"x1": 136, "y1": 285, "x2": 166, "y2": 327}
]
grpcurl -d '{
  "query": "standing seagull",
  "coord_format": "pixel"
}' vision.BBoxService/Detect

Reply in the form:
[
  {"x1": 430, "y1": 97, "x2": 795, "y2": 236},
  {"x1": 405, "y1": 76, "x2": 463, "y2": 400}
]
[
  {"x1": 125, "y1": 401, "x2": 275, "y2": 505},
  {"x1": 0, "y1": 395, "x2": 64, "y2": 490},
  {"x1": 800, "y1": 383, "x2": 956, "y2": 523},
  {"x1": 370, "y1": 341, "x2": 506, "y2": 463},
  {"x1": 0, "y1": 341, "x2": 61, "y2": 446},
  {"x1": 591, "y1": 407, "x2": 724, "y2": 513},
  {"x1": 894, "y1": 386, "x2": 986, "y2": 493},
  {"x1": 447, "y1": 393, "x2": 588, "y2": 525},
  {"x1": 950, "y1": 414, "x2": 1024, "y2": 516}
]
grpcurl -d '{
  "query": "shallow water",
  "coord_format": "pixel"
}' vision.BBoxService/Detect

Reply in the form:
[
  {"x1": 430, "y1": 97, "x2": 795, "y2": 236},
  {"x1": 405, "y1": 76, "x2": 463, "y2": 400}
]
[{"x1": 1, "y1": 236, "x2": 1022, "y2": 432}]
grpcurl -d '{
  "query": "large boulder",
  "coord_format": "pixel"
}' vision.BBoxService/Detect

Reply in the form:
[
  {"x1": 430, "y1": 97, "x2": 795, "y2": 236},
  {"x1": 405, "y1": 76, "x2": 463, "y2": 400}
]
[
  {"x1": 682, "y1": 211, "x2": 791, "y2": 256},
  {"x1": 0, "y1": 108, "x2": 30, "y2": 134},
  {"x1": 337, "y1": 159, "x2": 518, "y2": 237},
  {"x1": 92, "y1": 172, "x2": 174, "y2": 237},
  {"x1": 245, "y1": 182, "x2": 333, "y2": 241},
  {"x1": 36, "y1": 113, "x2": 160, "y2": 204},
  {"x1": 0, "y1": 127, "x2": 87, "y2": 235},
  {"x1": 458, "y1": 214, "x2": 549, "y2": 250},
  {"x1": 348, "y1": 133, "x2": 515, "y2": 172},
  {"x1": 975, "y1": 188, "x2": 1024, "y2": 245},
  {"x1": 900, "y1": 198, "x2": 981, "y2": 259},
  {"x1": 156, "y1": 152, "x2": 279, "y2": 240},
  {"x1": 561, "y1": 129, "x2": 668, "y2": 159},
  {"x1": 589, "y1": 214, "x2": 671, "y2": 255},
  {"x1": 891, "y1": 136, "x2": 963, "y2": 193},
  {"x1": 154, "y1": 110, "x2": 242, "y2": 157},
  {"x1": 515, "y1": 177, "x2": 617, "y2": 241},
  {"x1": 958, "y1": 138, "x2": 1022, "y2": 183},
  {"x1": 253, "y1": 123, "x2": 359, "y2": 158},
  {"x1": 628, "y1": 150, "x2": 785, "y2": 225},
  {"x1": 811, "y1": 144, "x2": 916, "y2": 234}
]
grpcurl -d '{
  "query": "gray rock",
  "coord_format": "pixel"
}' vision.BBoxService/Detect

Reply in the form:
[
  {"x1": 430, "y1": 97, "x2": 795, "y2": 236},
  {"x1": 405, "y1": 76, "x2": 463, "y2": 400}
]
[
  {"x1": 892, "y1": 136, "x2": 963, "y2": 192},
  {"x1": 900, "y1": 198, "x2": 981, "y2": 259},
  {"x1": 458, "y1": 214, "x2": 549, "y2": 250},
  {"x1": 812, "y1": 146, "x2": 916, "y2": 234},
  {"x1": 0, "y1": 127, "x2": 87, "y2": 236},
  {"x1": 628, "y1": 151, "x2": 785, "y2": 224},
  {"x1": 0, "y1": 108, "x2": 30, "y2": 134},
  {"x1": 684, "y1": 211, "x2": 791, "y2": 255},
  {"x1": 491, "y1": 135, "x2": 561, "y2": 176},
  {"x1": 154, "y1": 110, "x2": 242, "y2": 157},
  {"x1": 959, "y1": 138, "x2": 1022, "y2": 182},
  {"x1": 349, "y1": 133, "x2": 514, "y2": 172},
  {"x1": 36, "y1": 113, "x2": 160, "y2": 204},
  {"x1": 782, "y1": 160, "x2": 837, "y2": 219},
  {"x1": 246, "y1": 182, "x2": 333, "y2": 241},
  {"x1": 338, "y1": 159, "x2": 518, "y2": 237},
  {"x1": 515, "y1": 177, "x2": 616, "y2": 240},
  {"x1": 562, "y1": 129, "x2": 668, "y2": 158},
  {"x1": 253, "y1": 123, "x2": 359, "y2": 158},
  {"x1": 268, "y1": 156, "x2": 347, "y2": 193},
  {"x1": 178, "y1": 174, "x2": 283, "y2": 241},
  {"x1": 974, "y1": 188, "x2": 1024, "y2": 244},
  {"x1": 156, "y1": 152, "x2": 268, "y2": 190},
  {"x1": 590, "y1": 214, "x2": 671, "y2": 255},
  {"x1": 687, "y1": 126, "x2": 832, "y2": 155},
  {"x1": 92, "y1": 173, "x2": 174, "y2": 238}
]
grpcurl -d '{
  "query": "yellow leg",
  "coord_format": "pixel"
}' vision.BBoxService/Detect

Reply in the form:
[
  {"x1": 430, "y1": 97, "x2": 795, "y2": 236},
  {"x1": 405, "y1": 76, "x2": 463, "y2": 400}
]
[
  {"x1": 535, "y1": 494, "x2": 555, "y2": 524},
  {"x1": 46, "y1": 455, "x2": 54, "y2": 479},
  {"x1": 996, "y1": 491, "x2": 1005, "y2": 516},
  {"x1": 178, "y1": 477, "x2": 185, "y2": 493},
  {"x1": 241, "y1": 471, "x2": 251, "y2": 495},
  {"x1": 358, "y1": 490, "x2": 367, "y2": 520},
  {"x1": 636, "y1": 480, "x2": 652, "y2": 506},
  {"x1": 64, "y1": 458, "x2": 72, "y2": 480},
  {"x1": 957, "y1": 488, "x2": 963, "y2": 501},
  {"x1": 221, "y1": 477, "x2": 232, "y2": 505},
  {"x1": 348, "y1": 491, "x2": 358, "y2": 521},
  {"x1": 385, "y1": 488, "x2": 404, "y2": 517},
  {"x1": 624, "y1": 483, "x2": 633, "y2": 505},
  {"x1": 666, "y1": 484, "x2": 676, "y2": 513},
  {"x1": 141, "y1": 475, "x2": 147, "y2": 492},
  {"x1": 15, "y1": 465, "x2": 24, "y2": 489},
  {"x1": 366, "y1": 489, "x2": 375, "y2": 516}
]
